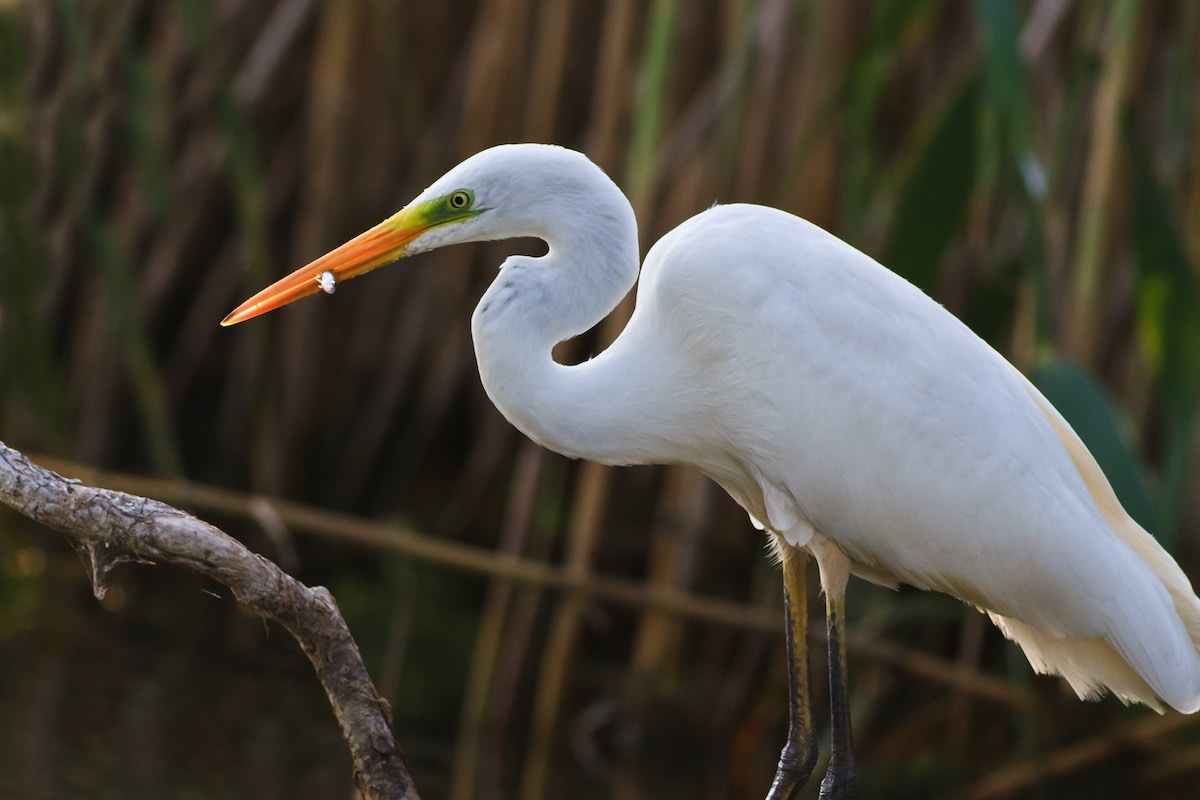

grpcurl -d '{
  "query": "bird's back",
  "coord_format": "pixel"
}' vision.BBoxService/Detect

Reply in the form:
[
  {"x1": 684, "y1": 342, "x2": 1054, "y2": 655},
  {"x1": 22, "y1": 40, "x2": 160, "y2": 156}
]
[{"x1": 634, "y1": 203, "x2": 1200, "y2": 712}]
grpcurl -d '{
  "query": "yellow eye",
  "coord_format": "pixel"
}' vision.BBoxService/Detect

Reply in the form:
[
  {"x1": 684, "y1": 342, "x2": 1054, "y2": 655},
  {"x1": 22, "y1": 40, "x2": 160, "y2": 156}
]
[{"x1": 449, "y1": 190, "x2": 473, "y2": 210}]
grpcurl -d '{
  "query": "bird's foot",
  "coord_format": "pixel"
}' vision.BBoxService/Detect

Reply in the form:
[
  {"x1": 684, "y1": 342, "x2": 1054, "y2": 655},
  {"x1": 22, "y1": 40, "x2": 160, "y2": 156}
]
[
  {"x1": 817, "y1": 761, "x2": 859, "y2": 800},
  {"x1": 763, "y1": 738, "x2": 818, "y2": 800}
]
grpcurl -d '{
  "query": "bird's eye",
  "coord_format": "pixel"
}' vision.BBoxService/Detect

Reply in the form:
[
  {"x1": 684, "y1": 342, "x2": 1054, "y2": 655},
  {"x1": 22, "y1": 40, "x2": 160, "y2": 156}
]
[{"x1": 449, "y1": 190, "x2": 473, "y2": 210}]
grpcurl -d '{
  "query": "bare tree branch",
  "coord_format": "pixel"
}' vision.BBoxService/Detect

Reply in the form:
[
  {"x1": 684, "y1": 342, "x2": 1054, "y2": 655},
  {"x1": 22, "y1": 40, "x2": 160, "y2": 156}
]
[{"x1": 0, "y1": 441, "x2": 420, "y2": 800}]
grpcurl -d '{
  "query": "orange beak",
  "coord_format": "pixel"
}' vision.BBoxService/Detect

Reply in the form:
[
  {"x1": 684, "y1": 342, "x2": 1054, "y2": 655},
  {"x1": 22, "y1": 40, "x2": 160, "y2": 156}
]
[{"x1": 220, "y1": 206, "x2": 428, "y2": 326}]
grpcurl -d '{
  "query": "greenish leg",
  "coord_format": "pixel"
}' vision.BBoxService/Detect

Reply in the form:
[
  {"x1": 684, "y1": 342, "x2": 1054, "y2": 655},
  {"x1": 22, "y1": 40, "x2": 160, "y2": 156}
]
[
  {"x1": 818, "y1": 591, "x2": 858, "y2": 800},
  {"x1": 765, "y1": 550, "x2": 818, "y2": 800}
]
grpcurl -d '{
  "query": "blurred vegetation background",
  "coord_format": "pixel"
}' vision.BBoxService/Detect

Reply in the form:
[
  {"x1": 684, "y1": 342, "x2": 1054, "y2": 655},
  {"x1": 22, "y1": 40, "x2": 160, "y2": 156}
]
[{"x1": 1, "y1": 1, "x2": 1199, "y2": 798}]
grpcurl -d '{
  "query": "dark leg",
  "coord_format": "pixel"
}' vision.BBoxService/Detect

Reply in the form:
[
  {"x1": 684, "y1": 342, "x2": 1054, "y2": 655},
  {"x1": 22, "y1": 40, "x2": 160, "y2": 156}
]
[
  {"x1": 819, "y1": 591, "x2": 858, "y2": 799},
  {"x1": 765, "y1": 550, "x2": 818, "y2": 800}
]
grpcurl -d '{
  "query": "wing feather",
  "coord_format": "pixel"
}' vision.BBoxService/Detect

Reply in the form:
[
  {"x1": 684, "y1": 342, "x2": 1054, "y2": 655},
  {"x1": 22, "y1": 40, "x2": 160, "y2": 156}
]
[{"x1": 642, "y1": 203, "x2": 1200, "y2": 711}]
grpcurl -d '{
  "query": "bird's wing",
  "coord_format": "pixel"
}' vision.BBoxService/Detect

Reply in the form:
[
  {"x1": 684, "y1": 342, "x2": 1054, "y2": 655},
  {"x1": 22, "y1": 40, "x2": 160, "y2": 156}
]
[
  {"x1": 637, "y1": 203, "x2": 1200, "y2": 710},
  {"x1": 640, "y1": 202, "x2": 1196, "y2": 646}
]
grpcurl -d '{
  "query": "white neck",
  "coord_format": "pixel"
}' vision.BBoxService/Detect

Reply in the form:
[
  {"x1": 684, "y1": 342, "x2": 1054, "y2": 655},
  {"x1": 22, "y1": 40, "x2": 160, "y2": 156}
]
[{"x1": 469, "y1": 184, "x2": 673, "y2": 466}]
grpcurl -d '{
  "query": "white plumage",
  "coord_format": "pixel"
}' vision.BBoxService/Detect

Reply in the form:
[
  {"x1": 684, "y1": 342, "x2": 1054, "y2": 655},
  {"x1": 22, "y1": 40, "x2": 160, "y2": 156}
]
[
  {"x1": 451, "y1": 145, "x2": 1200, "y2": 714},
  {"x1": 223, "y1": 143, "x2": 1200, "y2": 795}
]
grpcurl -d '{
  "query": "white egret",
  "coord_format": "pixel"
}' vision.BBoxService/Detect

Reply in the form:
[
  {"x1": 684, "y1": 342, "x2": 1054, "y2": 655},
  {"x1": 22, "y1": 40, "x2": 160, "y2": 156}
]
[{"x1": 223, "y1": 144, "x2": 1200, "y2": 799}]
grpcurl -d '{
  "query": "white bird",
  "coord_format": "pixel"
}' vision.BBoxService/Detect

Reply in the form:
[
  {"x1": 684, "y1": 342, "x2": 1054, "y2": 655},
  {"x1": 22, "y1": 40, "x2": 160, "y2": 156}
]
[{"x1": 223, "y1": 143, "x2": 1200, "y2": 799}]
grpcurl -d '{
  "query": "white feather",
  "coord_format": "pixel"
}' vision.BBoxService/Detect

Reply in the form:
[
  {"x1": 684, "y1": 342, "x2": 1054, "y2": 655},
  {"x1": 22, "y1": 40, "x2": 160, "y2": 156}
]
[{"x1": 373, "y1": 144, "x2": 1200, "y2": 713}]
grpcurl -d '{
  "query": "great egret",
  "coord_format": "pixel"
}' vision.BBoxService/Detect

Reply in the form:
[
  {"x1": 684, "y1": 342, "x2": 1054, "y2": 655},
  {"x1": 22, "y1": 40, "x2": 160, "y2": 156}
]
[{"x1": 223, "y1": 143, "x2": 1200, "y2": 799}]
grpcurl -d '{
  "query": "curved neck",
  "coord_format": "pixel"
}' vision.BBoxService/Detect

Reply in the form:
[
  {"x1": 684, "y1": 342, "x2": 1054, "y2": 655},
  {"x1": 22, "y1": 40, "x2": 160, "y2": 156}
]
[{"x1": 469, "y1": 191, "x2": 672, "y2": 465}]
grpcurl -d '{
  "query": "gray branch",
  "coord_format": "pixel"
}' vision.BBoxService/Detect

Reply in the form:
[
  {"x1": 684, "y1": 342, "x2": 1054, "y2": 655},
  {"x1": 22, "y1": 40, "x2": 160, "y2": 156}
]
[{"x1": 0, "y1": 441, "x2": 420, "y2": 800}]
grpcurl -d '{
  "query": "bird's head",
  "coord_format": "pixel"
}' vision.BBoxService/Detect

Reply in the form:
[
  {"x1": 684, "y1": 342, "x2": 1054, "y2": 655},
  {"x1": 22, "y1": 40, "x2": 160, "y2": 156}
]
[{"x1": 220, "y1": 144, "x2": 607, "y2": 326}]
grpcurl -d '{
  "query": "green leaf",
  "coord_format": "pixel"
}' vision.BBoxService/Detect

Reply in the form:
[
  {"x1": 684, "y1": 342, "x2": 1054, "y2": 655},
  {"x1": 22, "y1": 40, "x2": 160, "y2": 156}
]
[
  {"x1": 1122, "y1": 114, "x2": 1200, "y2": 535},
  {"x1": 625, "y1": 0, "x2": 677, "y2": 205},
  {"x1": 840, "y1": 0, "x2": 945, "y2": 236},
  {"x1": 1032, "y1": 357, "x2": 1165, "y2": 542},
  {"x1": 1124, "y1": 118, "x2": 1200, "y2": 407},
  {"x1": 973, "y1": 0, "x2": 1045, "y2": 200},
  {"x1": 882, "y1": 73, "x2": 978, "y2": 292}
]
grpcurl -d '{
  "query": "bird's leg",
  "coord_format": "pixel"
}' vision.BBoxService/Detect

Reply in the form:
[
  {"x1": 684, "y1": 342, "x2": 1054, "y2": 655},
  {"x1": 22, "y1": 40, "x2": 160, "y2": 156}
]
[
  {"x1": 817, "y1": 550, "x2": 858, "y2": 800},
  {"x1": 765, "y1": 548, "x2": 818, "y2": 800}
]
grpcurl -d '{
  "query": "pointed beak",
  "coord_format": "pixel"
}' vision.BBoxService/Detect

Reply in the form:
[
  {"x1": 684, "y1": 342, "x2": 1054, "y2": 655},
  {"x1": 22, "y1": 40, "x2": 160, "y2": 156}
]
[{"x1": 220, "y1": 206, "x2": 428, "y2": 326}]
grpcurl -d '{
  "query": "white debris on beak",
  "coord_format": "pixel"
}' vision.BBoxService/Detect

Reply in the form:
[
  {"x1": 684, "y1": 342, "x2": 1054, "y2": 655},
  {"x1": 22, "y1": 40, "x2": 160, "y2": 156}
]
[{"x1": 317, "y1": 271, "x2": 337, "y2": 294}]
